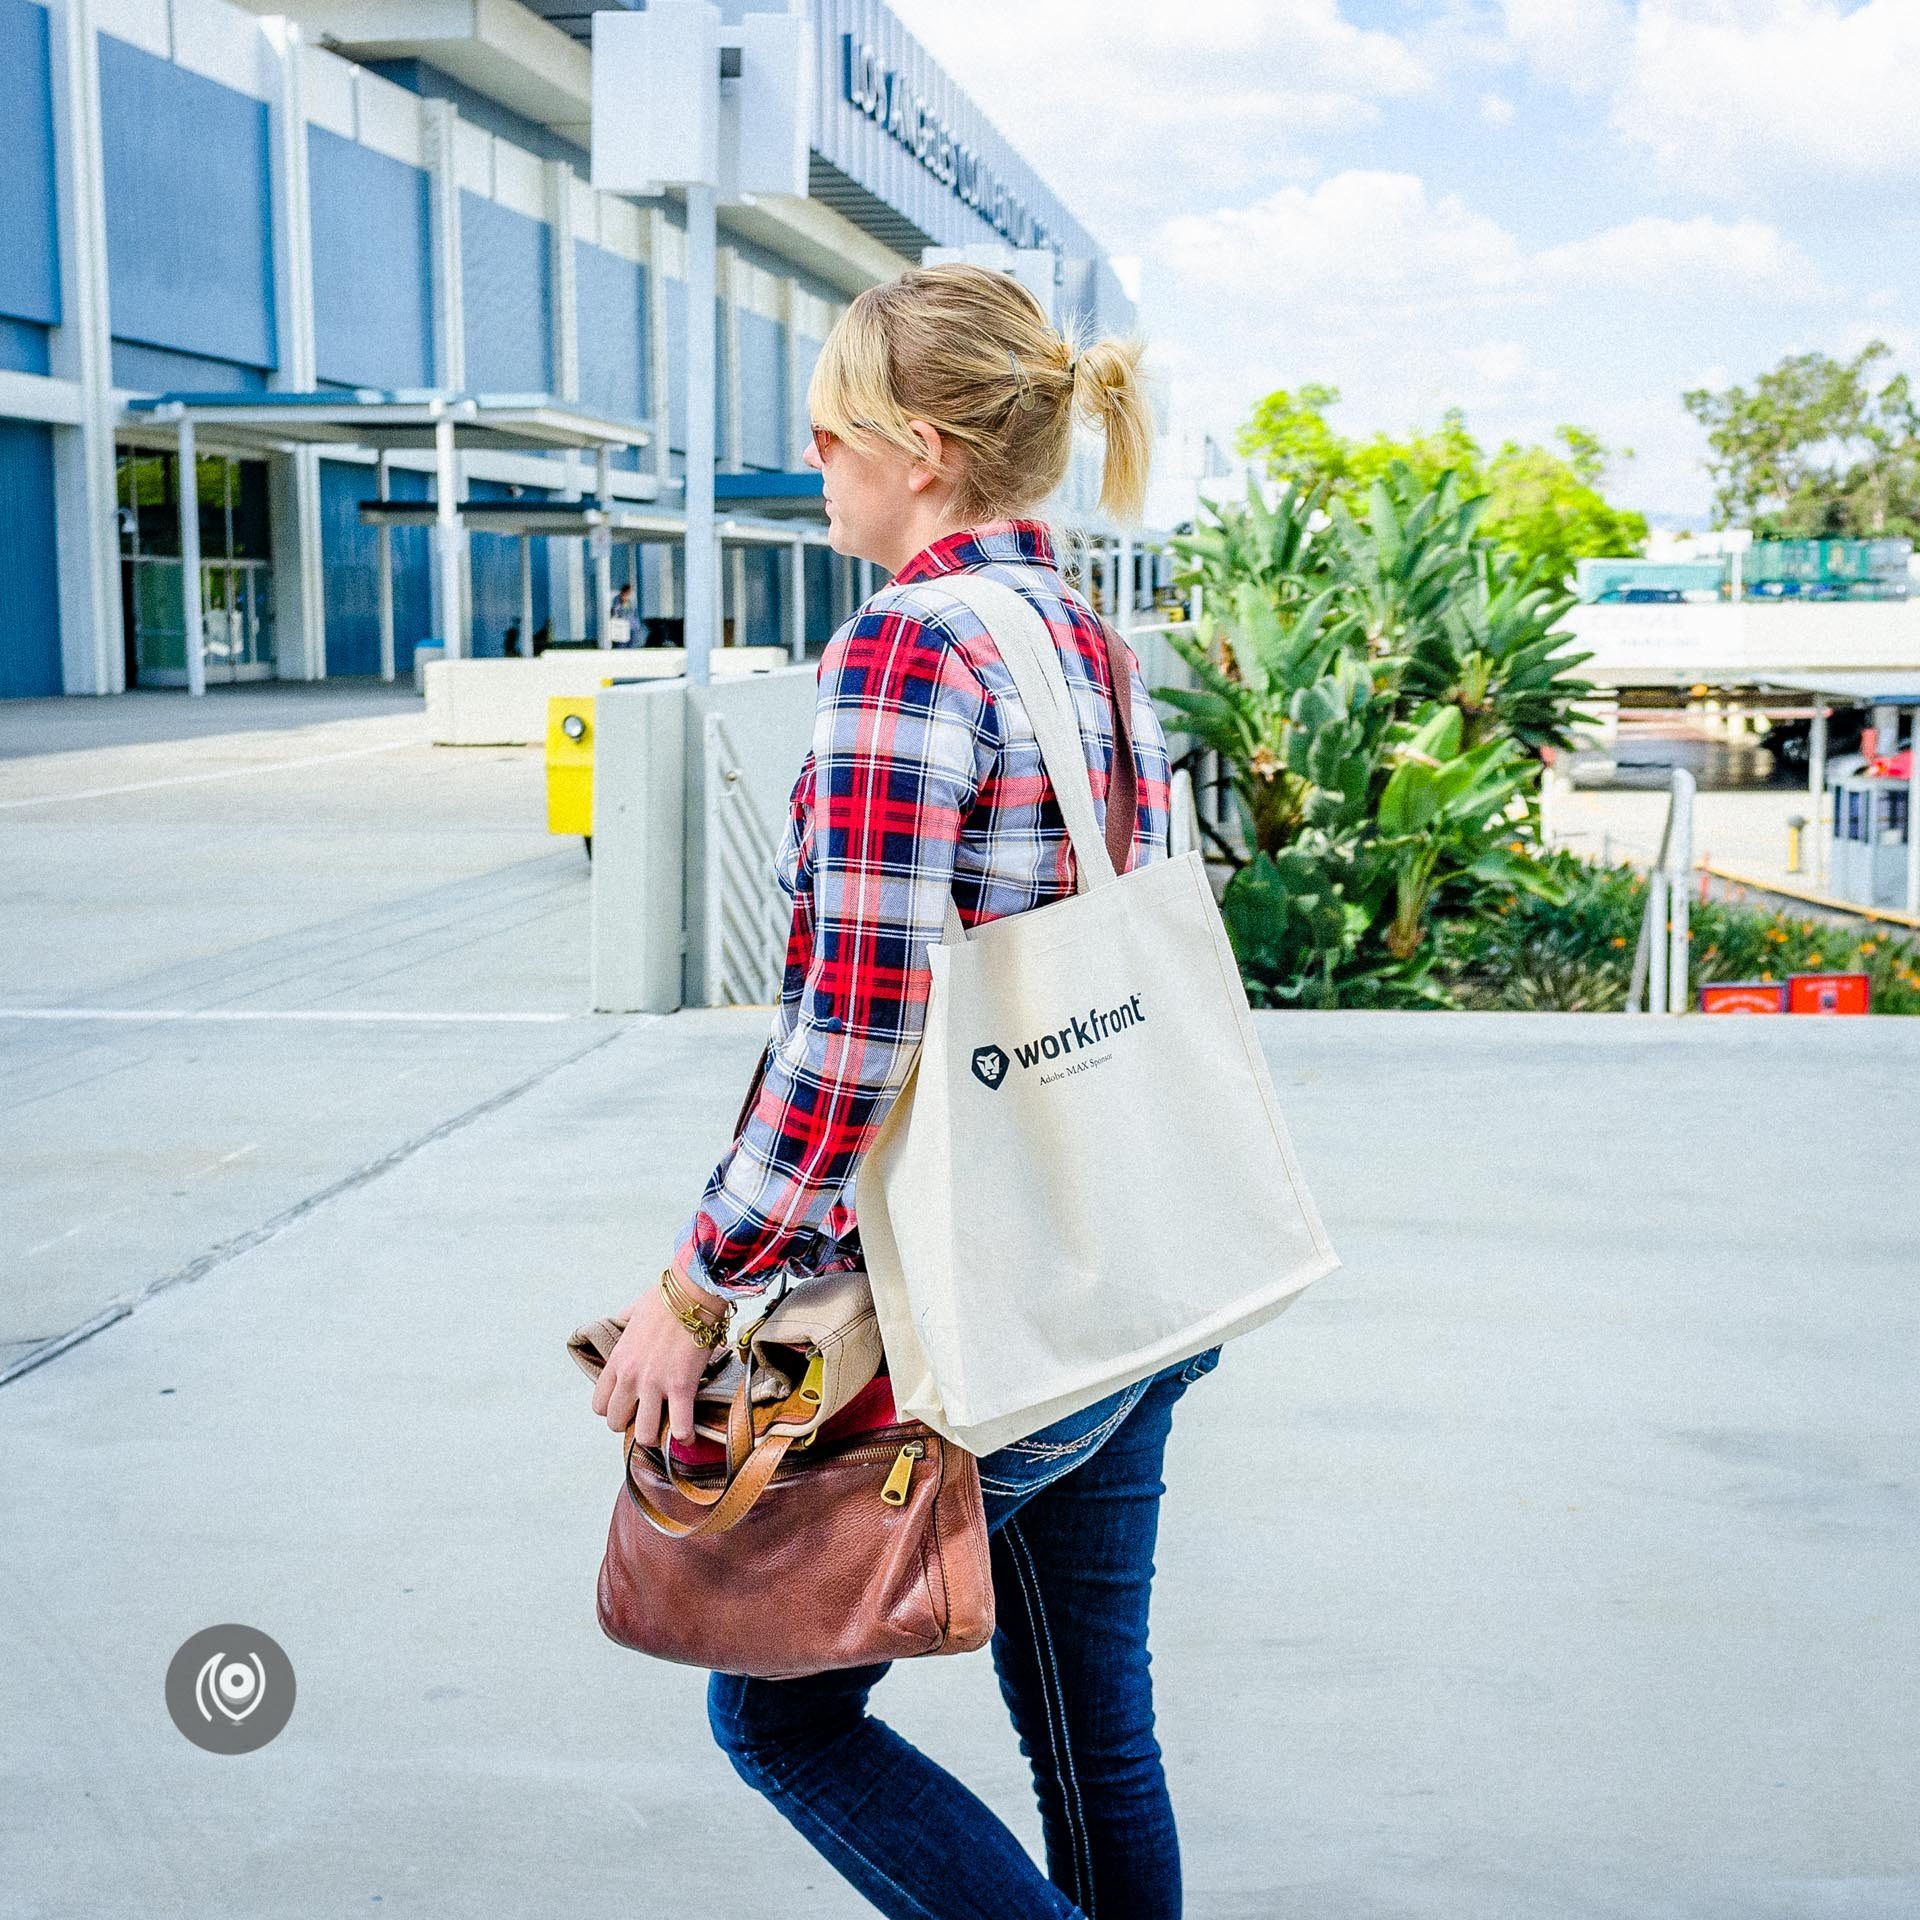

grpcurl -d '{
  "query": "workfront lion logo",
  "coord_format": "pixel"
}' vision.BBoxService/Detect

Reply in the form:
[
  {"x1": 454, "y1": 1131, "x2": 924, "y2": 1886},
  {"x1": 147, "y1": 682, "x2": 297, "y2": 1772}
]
[{"x1": 970, "y1": 1044, "x2": 1010, "y2": 1090}]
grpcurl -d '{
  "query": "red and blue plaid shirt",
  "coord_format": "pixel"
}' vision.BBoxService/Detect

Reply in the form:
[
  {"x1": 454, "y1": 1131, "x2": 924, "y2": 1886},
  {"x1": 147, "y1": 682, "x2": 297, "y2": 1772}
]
[{"x1": 672, "y1": 517, "x2": 1175, "y2": 1300}]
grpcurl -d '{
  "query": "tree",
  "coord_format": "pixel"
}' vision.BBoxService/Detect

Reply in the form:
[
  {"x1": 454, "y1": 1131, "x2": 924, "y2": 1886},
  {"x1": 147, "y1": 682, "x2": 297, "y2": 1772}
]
[
  {"x1": 1235, "y1": 386, "x2": 1645, "y2": 588},
  {"x1": 1682, "y1": 341, "x2": 1920, "y2": 538},
  {"x1": 1480, "y1": 426, "x2": 1649, "y2": 590}
]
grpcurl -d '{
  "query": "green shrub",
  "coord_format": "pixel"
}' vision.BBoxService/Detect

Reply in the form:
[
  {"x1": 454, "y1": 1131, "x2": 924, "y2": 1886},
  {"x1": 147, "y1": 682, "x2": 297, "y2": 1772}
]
[{"x1": 1434, "y1": 858, "x2": 1920, "y2": 1014}]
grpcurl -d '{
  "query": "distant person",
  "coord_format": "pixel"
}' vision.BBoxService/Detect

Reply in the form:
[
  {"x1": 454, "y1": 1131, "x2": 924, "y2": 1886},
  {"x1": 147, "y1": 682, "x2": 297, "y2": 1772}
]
[
  {"x1": 585, "y1": 263, "x2": 1203, "y2": 1920},
  {"x1": 503, "y1": 621, "x2": 522, "y2": 658},
  {"x1": 531, "y1": 622, "x2": 551, "y2": 657},
  {"x1": 609, "y1": 582, "x2": 635, "y2": 646}
]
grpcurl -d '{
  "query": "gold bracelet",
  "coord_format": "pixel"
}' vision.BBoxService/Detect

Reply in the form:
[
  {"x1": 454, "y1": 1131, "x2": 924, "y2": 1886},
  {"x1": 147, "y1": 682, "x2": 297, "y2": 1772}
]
[{"x1": 659, "y1": 1266, "x2": 727, "y2": 1349}]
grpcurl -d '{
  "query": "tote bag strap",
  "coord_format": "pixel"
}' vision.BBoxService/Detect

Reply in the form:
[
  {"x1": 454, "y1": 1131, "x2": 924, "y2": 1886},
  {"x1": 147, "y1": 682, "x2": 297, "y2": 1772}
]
[{"x1": 933, "y1": 572, "x2": 1140, "y2": 947}]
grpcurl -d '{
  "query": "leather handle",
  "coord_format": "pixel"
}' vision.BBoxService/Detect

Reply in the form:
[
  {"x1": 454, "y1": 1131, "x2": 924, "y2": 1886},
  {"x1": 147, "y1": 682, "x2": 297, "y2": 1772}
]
[{"x1": 1097, "y1": 617, "x2": 1140, "y2": 876}]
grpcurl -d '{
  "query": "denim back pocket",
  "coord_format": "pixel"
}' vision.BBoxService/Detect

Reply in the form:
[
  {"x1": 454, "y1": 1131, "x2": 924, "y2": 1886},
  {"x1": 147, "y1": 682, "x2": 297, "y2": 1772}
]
[
  {"x1": 1177, "y1": 1344, "x2": 1223, "y2": 1385},
  {"x1": 975, "y1": 1377, "x2": 1151, "y2": 1498}
]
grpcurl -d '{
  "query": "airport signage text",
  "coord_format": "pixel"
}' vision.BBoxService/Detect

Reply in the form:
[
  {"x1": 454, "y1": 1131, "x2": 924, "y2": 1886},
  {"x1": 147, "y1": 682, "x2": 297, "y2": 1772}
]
[{"x1": 841, "y1": 36, "x2": 1057, "y2": 255}]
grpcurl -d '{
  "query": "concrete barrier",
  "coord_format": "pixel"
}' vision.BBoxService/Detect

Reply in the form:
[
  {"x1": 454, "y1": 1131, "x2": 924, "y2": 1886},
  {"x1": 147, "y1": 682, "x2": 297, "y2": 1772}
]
[
  {"x1": 423, "y1": 648, "x2": 793, "y2": 746},
  {"x1": 590, "y1": 665, "x2": 816, "y2": 1014}
]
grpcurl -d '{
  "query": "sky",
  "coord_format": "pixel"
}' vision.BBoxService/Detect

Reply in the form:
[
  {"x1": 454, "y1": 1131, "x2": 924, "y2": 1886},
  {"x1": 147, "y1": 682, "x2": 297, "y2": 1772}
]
[{"x1": 883, "y1": 0, "x2": 1920, "y2": 526}]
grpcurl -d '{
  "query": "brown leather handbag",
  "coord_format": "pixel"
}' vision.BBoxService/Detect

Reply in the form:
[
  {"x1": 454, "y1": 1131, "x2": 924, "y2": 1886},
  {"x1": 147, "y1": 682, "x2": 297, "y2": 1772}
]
[
  {"x1": 569, "y1": 1283, "x2": 993, "y2": 1680},
  {"x1": 567, "y1": 1059, "x2": 994, "y2": 1681}
]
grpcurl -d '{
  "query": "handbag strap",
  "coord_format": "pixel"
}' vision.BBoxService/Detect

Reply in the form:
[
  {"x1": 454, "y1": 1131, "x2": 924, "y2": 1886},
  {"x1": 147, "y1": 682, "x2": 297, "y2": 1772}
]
[{"x1": 931, "y1": 572, "x2": 1140, "y2": 947}]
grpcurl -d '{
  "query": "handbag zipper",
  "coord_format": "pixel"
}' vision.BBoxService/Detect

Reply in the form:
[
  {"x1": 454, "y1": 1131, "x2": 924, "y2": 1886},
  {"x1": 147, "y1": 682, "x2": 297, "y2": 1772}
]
[{"x1": 880, "y1": 1439, "x2": 926, "y2": 1506}]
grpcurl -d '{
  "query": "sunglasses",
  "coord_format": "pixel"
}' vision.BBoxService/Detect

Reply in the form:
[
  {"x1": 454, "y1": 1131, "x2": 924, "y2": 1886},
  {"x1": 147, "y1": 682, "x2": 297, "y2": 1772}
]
[{"x1": 809, "y1": 422, "x2": 842, "y2": 462}]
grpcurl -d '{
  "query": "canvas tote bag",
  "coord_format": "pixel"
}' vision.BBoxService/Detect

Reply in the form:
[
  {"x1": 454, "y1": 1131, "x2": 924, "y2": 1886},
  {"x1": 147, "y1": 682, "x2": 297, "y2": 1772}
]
[{"x1": 853, "y1": 572, "x2": 1340, "y2": 1455}]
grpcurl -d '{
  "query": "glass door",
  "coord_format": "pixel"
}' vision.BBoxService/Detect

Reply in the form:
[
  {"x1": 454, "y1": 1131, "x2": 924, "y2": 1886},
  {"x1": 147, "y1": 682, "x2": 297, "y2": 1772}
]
[{"x1": 117, "y1": 447, "x2": 275, "y2": 687}]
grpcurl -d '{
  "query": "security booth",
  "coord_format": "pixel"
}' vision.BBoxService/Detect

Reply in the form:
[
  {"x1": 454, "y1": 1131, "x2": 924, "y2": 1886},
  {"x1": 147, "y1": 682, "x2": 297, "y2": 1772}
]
[
  {"x1": 1762, "y1": 674, "x2": 1920, "y2": 918},
  {"x1": 122, "y1": 391, "x2": 651, "y2": 694},
  {"x1": 1827, "y1": 759, "x2": 1913, "y2": 910}
]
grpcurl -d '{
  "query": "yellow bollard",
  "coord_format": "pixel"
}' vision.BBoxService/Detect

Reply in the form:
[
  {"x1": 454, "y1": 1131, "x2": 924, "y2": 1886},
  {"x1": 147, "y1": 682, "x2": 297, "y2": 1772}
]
[
  {"x1": 1786, "y1": 812, "x2": 1807, "y2": 875},
  {"x1": 546, "y1": 696, "x2": 595, "y2": 851}
]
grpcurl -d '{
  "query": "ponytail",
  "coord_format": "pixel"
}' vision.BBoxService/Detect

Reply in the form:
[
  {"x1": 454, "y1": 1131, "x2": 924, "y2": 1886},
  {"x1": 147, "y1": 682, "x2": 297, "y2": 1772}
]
[{"x1": 1070, "y1": 334, "x2": 1152, "y2": 524}]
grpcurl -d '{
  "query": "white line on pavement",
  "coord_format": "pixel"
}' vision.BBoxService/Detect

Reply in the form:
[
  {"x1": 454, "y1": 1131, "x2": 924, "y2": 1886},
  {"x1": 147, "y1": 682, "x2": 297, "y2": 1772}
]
[
  {"x1": 0, "y1": 1008, "x2": 584, "y2": 1024},
  {"x1": 0, "y1": 737, "x2": 419, "y2": 810}
]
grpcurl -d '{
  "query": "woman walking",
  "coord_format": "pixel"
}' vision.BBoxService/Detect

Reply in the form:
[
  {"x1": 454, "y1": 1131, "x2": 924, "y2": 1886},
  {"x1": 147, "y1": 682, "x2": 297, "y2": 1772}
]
[{"x1": 590, "y1": 262, "x2": 1219, "y2": 1920}]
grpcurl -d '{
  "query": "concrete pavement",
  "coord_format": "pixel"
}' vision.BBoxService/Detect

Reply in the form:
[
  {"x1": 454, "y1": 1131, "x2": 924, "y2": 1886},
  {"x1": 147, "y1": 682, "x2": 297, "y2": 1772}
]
[{"x1": 2, "y1": 690, "x2": 1916, "y2": 1917}]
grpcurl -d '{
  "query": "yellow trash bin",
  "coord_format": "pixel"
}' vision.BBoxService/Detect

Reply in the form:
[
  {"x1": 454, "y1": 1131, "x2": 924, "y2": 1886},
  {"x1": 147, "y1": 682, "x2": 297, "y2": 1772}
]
[{"x1": 546, "y1": 696, "x2": 595, "y2": 851}]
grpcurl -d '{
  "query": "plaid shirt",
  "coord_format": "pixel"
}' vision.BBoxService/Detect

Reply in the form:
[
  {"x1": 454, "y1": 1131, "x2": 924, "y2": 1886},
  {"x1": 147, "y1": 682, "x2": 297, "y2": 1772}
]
[{"x1": 672, "y1": 517, "x2": 1174, "y2": 1301}]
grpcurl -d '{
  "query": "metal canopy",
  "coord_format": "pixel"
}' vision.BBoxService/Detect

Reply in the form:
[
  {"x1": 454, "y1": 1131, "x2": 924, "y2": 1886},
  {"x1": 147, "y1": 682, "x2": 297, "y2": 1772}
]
[
  {"x1": 713, "y1": 471, "x2": 825, "y2": 518},
  {"x1": 354, "y1": 500, "x2": 830, "y2": 546},
  {"x1": 121, "y1": 389, "x2": 650, "y2": 457},
  {"x1": 1761, "y1": 673, "x2": 1920, "y2": 706}
]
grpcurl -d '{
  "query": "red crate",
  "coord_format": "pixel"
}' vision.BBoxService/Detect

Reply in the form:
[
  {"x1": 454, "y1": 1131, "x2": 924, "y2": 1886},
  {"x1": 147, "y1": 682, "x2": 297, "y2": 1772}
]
[
  {"x1": 1787, "y1": 972, "x2": 1871, "y2": 1015},
  {"x1": 1699, "y1": 981, "x2": 1788, "y2": 1015}
]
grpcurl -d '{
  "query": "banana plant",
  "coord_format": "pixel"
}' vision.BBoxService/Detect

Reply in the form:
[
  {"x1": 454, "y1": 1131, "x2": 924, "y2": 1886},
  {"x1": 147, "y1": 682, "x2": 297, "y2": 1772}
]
[
  {"x1": 1403, "y1": 547, "x2": 1596, "y2": 751},
  {"x1": 1368, "y1": 705, "x2": 1567, "y2": 960},
  {"x1": 1322, "y1": 464, "x2": 1484, "y2": 657},
  {"x1": 1171, "y1": 477, "x2": 1327, "y2": 618},
  {"x1": 1156, "y1": 585, "x2": 1359, "y2": 859}
]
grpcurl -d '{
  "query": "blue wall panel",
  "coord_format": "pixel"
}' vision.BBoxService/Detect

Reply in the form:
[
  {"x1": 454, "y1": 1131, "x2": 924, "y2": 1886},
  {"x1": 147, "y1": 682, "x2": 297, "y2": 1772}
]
[
  {"x1": 461, "y1": 194, "x2": 550, "y2": 394},
  {"x1": 0, "y1": 0, "x2": 60, "y2": 328},
  {"x1": 0, "y1": 420, "x2": 61, "y2": 698},
  {"x1": 310, "y1": 129, "x2": 434, "y2": 390},
  {"x1": 319, "y1": 459, "x2": 432, "y2": 678},
  {"x1": 99, "y1": 35, "x2": 277, "y2": 370},
  {"x1": 0, "y1": 318, "x2": 51, "y2": 375},
  {"x1": 111, "y1": 340, "x2": 267, "y2": 394},
  {"x1": 663, "y1": 280, "x2": 728, "y2": 458},
  {"x1": 575, "y1": 242, "x2": 646, "y2": 423},
  {"x1": 737, "y1": 310, "x2": 786, "y2": 470},
  {"x1": 465, "y1": 476, "x2": 550, "y2": 656}
]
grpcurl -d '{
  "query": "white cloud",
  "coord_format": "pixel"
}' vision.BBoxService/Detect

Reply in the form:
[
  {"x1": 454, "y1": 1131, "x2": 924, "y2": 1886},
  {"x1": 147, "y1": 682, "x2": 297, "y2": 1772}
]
[
  {"x1": 1538, "y1": 216, "x2": 1822, "y2": 293},
  {"x1": 1479, "y1": 91, "x2": 1517, "y2": 127},
  {"x1": 1504, "y1": 0, "x2": 1920, "y2": 186},
  {"x1": 883, "y1": 0, "x2": 1432, "y2": 241},
  {"x1": 1145, "y1": 172, "x2": 1833, "y2": 517},
  {"x1": 1158, "y1": 171, "x2": 1526, "y2": 312},
  {"x1": 1499, "y1": 0, "x2": 1632, "y2": 90}
]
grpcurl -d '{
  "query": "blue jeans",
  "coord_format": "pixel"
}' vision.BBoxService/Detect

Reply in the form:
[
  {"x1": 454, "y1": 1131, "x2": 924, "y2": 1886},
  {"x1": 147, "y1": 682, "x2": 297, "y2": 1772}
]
[{"x1": 707, "y1": 1345, "x2": 1223, "y2": 1920}]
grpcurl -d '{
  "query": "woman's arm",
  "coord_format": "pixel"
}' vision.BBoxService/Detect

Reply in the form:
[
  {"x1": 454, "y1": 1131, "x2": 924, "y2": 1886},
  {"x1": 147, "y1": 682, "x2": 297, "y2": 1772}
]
[{"x1": 671, "y1": 594, "x2": 998, "y2": 1302}]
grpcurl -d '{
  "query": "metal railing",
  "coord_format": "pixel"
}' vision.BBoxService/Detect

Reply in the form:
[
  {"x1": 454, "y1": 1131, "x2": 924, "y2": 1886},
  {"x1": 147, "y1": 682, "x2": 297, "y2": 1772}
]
[
  {"x1": 1627, "y1": 768, "x2": 1697, "y2": 1014},
  {"x1": 702, "y1": 709, "x2": 790, "y2": 1006}
]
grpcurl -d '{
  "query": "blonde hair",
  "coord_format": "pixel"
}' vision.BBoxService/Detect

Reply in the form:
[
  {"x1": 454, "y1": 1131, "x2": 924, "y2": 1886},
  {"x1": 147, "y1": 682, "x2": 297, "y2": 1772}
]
[{"x1": 806, "y1": 262, "x2": 1152, "y2": 525}]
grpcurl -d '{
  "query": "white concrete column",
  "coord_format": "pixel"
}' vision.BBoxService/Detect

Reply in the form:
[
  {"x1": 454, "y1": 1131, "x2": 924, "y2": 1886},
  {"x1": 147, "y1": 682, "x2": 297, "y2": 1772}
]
[
  {"x1": 780, "y1": 274, "x2": 806, "y2": 465},
  {"x1": 719, "y1": 244, "x2": 742, "y2": 476},
  {"x1": 518, "y1": 534, "x2": 534, "y2": 656},
  {"x1": 178, "y1": 419, "x2": 205, "y2": 698},
  {"x1": 433, "y1": 415, "x2": 466, "y2": 657},
  {"x1": 45, "y1": 0, "x2": 123, "y2": 696},
  {"x1": 423, "y1": 100, "x2": 466, "y2": 391},
  {"x1": 787, "y1": 538, "x2": 805, "y2": 660},
  {"x1": 267, "y1": 30, "x2": 325, "y2": 681},
  {"x1": 645, "y1": 207, "x2": 673, "y2": 500},
  {"x1": 545, "y1": 158, "x2": 585, "y2": 645},
  {"x1": 1809, "y1": 704, "x2": 1829, "y2": 884},
  {"x1": 594, "y1": 443, "x2": 614, "y2": 650},
  {"x1": 1905, "y1": 707, "x2": 1919, "y2": 918},
  {"x1": 375, "y1": 451, "x2": 394, "y2": 681},
  {"x1": 424, "y1": 102, "x2": 467, "y2": 657},
  {"x1": 683, "y1": 184, "x2": 718, "y2": 688}
]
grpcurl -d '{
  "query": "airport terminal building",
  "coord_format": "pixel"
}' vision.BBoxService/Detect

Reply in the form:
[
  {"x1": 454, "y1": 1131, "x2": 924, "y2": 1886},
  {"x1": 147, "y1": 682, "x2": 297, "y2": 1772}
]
[{"x1": 0, "y1": 0, "x2": 1144, "y2": 699}]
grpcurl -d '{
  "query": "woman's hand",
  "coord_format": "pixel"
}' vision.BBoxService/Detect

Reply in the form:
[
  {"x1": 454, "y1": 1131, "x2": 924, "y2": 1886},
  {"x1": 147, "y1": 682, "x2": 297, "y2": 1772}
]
[{"x1": 590, "y1": 1273, "x2": 718, "y2": 1444}]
